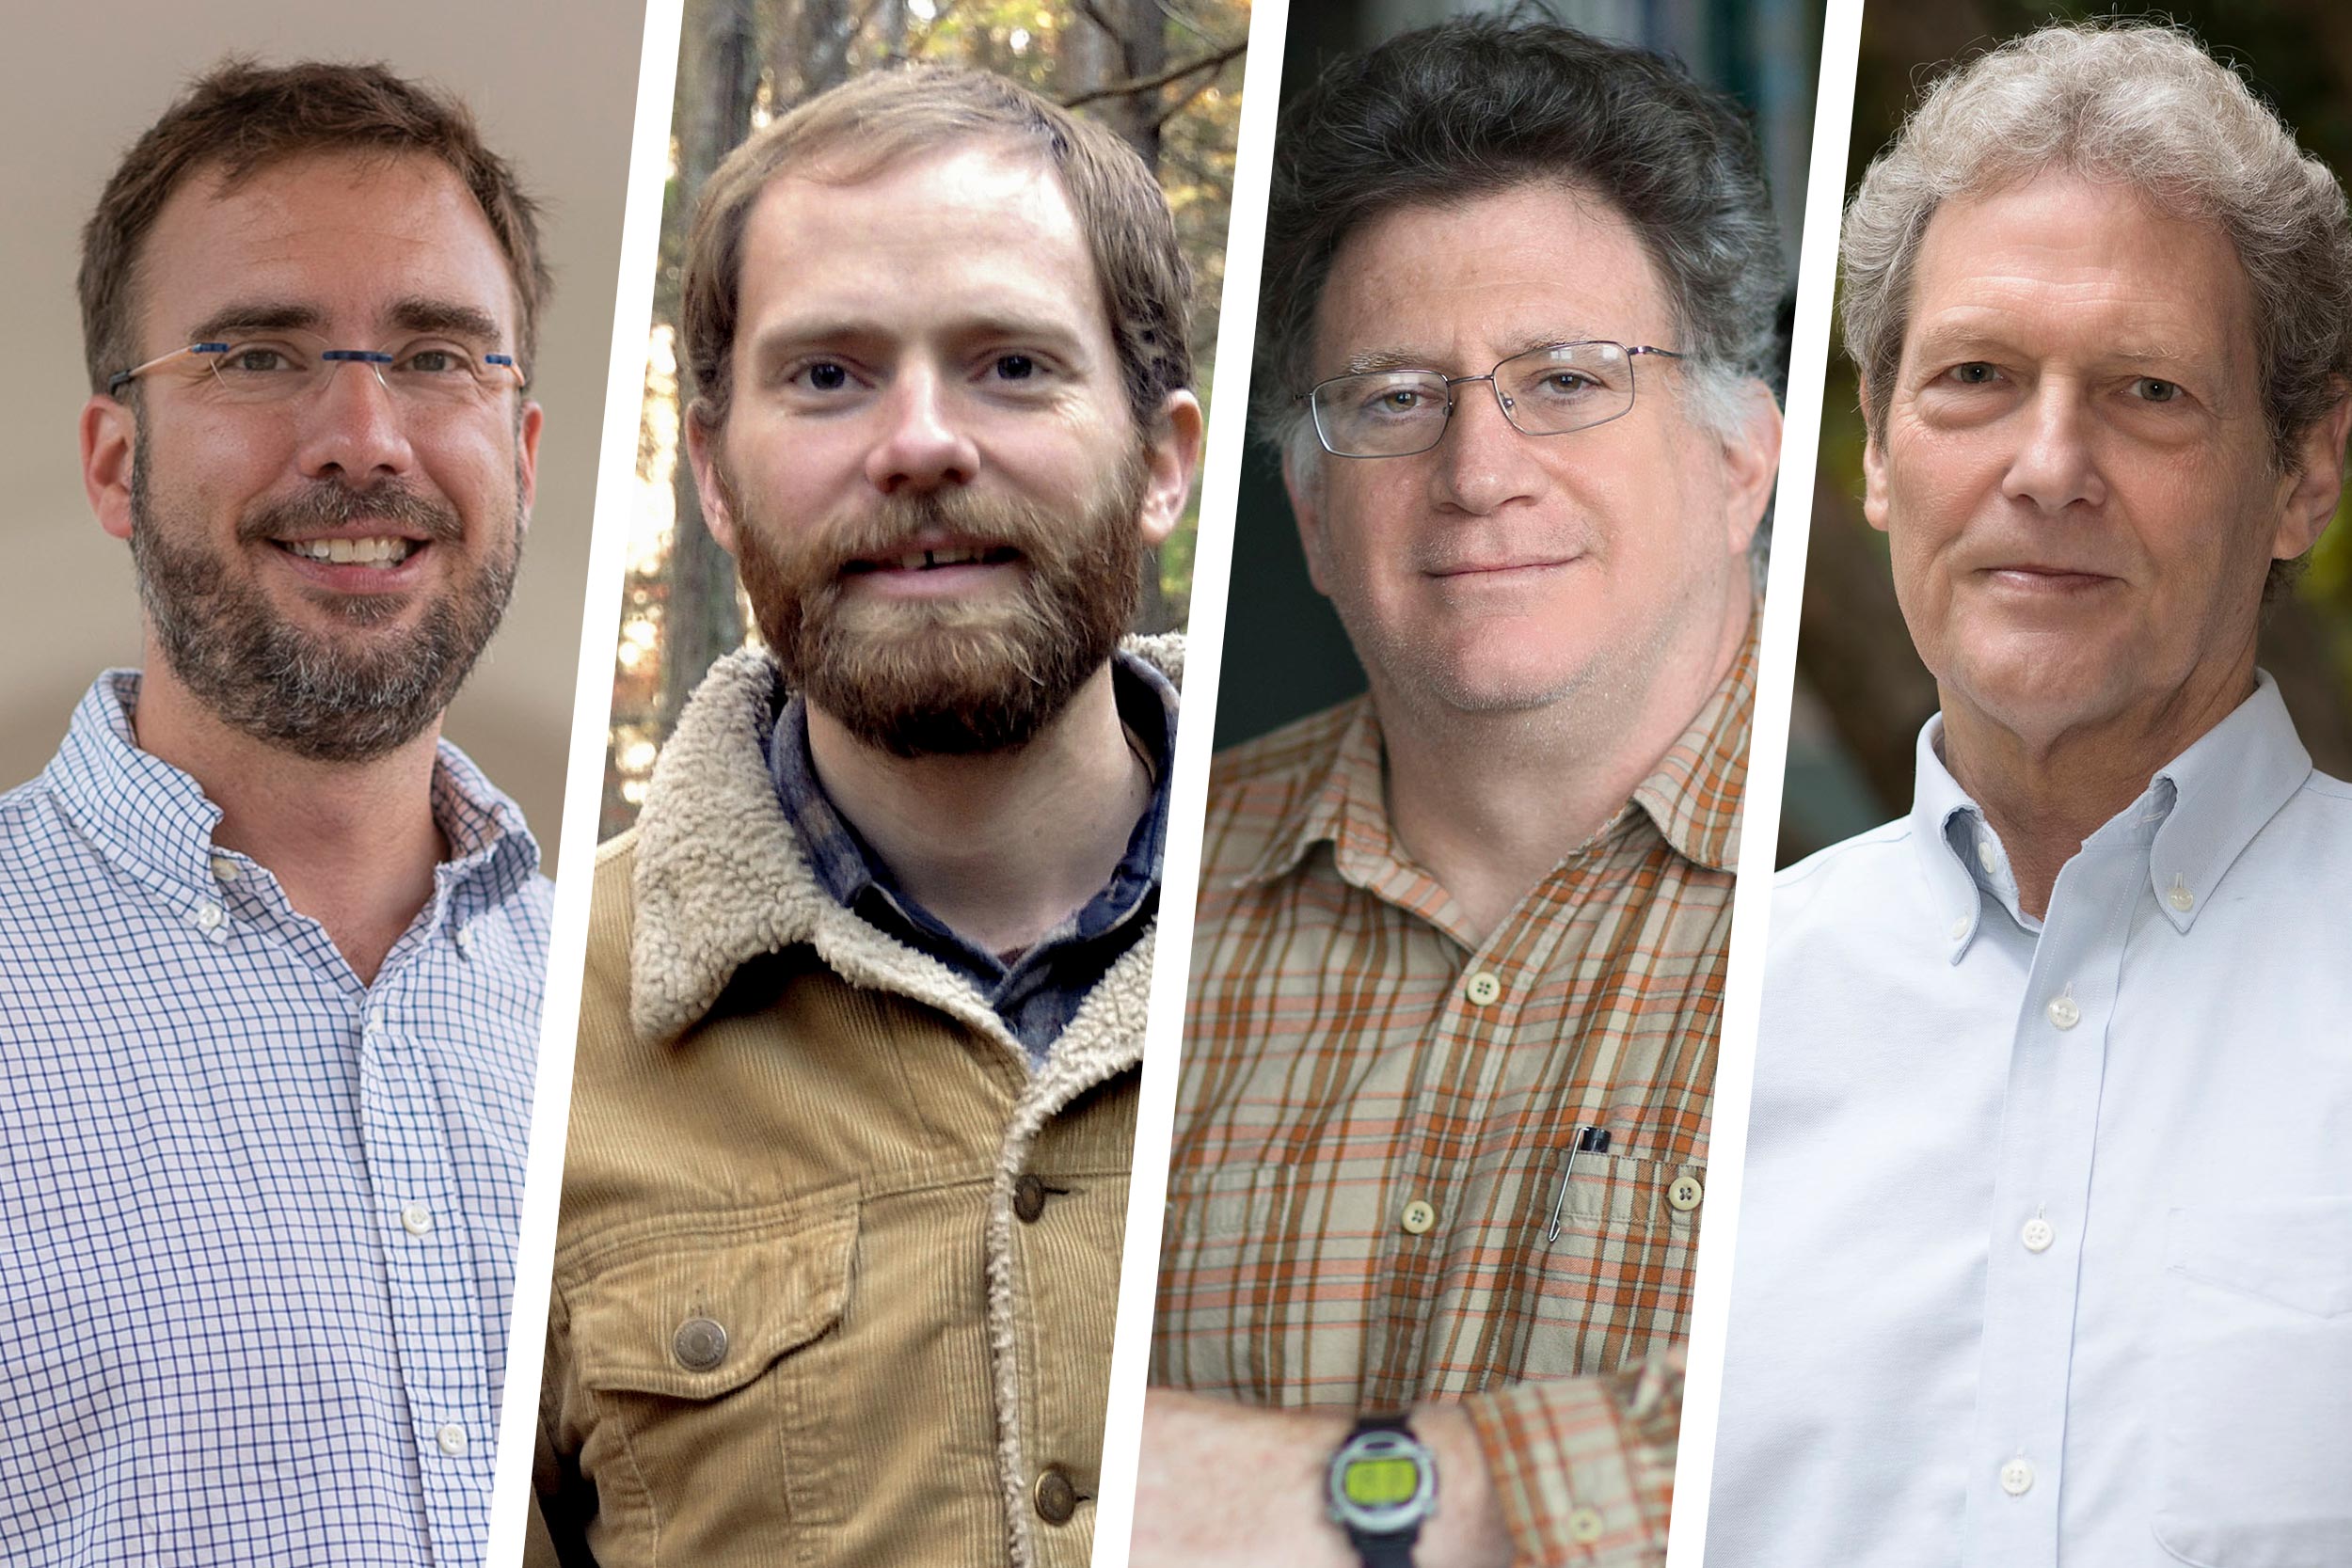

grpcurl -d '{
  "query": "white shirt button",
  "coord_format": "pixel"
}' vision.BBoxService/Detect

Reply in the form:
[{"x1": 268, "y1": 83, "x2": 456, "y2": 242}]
[
  {"x1": 1977, "y1": 840, "x2": 1997, "y2": 872},
  {"x1": 1667, "y1": 1175, "x2": 1704, "y2": 1212},
  {"x1": 194, "y1": 902, "x2": 225, "y2": 933},
  {"x1": 2021, "y1": 1216, "x2": 2055, "y2": 1253},
  {"x1": 1566, "y1": 1506, "x2": 1605, "y2": 1544},
  {"x1": 436, "y1": 1422, "x2": 468, "y2": 1458},
  {"x1": 1463, "y1": 971, "x2": 1502, "y2": 1006},
  {"x1": 208, "y1": 855, "x2": 241, "y2": 883},
  {"x1": 1400, "y1": 1199, "x2": 1437, "y2": 1235},
  {"x1": 1949, "y1": 916, "x2": 1969, "y2": 942},
  {"x1": 453, "y1": 922, "x2": 475, "y2": 952},
  {"x1": 401, "y1": 1202, "x2": 434, "y2": 1238},
  {"x1": 2168, "y1": 880, "x2": 2195, "y2": 912},
  {"x1": 2000, "y1": 1457, "x2": 2034, "y2": 1496},
  {"x1": 2046, "y1": 993, "x2": 2080, "y2": 1030}
]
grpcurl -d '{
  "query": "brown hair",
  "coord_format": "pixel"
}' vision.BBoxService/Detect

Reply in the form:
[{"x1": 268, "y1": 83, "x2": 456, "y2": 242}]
[
  {"x1": 681, "y1": 64, "x2": 1192, "y2": 434},
  {"x1": 79, "y1": 56, "x2": 550, "y2": 394}
]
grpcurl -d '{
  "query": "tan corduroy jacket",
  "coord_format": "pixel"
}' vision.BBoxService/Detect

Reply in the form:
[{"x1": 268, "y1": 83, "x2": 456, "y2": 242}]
[{"x1": 535, "y1": 639, "x2": 1178, "y2": 1568}]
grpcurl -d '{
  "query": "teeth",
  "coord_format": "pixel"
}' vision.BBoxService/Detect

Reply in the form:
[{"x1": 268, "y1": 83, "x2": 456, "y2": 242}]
[
  {"x1": 283, "y1": 537, "x2": 416, "y2": 566},
  {"x1": 888, "y1": 546, "x2": 990, "y2": 571}
]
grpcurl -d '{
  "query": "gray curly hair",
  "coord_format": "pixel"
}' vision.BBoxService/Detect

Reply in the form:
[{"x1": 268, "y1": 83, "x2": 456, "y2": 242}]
[
  {"x1": 1258, "y1": 13, "x2": 1786, "y2": 478},
  {"x1": 1843, "y1": 21, "x2": 2352, "y2": 479}
]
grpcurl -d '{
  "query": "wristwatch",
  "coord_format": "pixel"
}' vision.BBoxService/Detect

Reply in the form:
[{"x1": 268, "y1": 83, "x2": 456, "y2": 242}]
[{"x1": 1326, "y1": 1413, "x2": 1438, "y2": 1568}]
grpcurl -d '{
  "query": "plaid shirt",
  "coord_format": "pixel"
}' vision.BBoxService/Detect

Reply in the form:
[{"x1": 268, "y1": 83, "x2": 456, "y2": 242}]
[
  {"x1": 0, "y1": 672, "x2": 549, "y2": 1566},
  {"x1": 1154, "y1": 626, "x2": 1754, "y2": 1566}
]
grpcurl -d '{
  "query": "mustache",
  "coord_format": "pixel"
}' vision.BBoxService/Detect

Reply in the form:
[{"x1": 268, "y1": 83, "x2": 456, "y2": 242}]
[
  {"x1": 799, "y1": 486, "x2": 1066, "y2": 576},
  {"x1": 236, "y1": 479, "x2": 465, "y2": 546}
]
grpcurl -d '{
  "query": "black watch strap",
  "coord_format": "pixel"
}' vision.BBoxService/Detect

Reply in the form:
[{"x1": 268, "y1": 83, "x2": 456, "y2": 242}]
[{"x1": 1331, "y1": 1413, "x2": 1430, "y2": 1568}]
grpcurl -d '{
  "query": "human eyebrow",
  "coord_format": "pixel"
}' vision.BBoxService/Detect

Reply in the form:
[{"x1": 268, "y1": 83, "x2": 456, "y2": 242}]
[
  {"x1": 1337, "y1": 348, "x2": 1441, "y2": 376},
  {"x1": 184, "y1": 302, "x2": 327, "y2": 341},
  {"x1": 385, "y1": 298, "x2": 504, "y2": 344}
]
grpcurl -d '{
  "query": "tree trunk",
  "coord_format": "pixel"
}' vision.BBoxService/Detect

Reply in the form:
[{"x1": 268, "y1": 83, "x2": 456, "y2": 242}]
[{"x1": 659, "y1": 0, "x2": 761, "y2": 736}]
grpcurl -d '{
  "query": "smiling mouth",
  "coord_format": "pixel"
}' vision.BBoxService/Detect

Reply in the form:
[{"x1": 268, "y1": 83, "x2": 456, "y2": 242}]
[
  {"x1": 844, "y1": 544, "x2": 1022, "y2": 574},
  {"x1": 276, "y1": 536, "x2": 422, "y2": 567}
]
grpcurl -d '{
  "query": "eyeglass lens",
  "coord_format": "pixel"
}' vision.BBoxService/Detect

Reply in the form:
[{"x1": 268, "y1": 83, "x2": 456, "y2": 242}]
[{"x1": 1311, "y1": 341, "x2": 1640, "y2": 457}]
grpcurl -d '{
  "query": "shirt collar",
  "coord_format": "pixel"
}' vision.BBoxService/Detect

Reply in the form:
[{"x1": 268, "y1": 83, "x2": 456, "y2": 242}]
[
  {"x1": 1909, "y1": 671, "x2": 2310, "y2": 958},
  {"x1": 1238, "y1": 606, "x2": 1760, "y2": 888},
  {"x1": 43, "y1": 669, "x2": 540, "y2": 911},
  {"x1": 769, "y1": 647, "x2": 1180, "y2": 924}
]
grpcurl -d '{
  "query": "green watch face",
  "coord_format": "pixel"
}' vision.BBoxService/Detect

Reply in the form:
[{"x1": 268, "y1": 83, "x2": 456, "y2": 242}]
[
  {"x1": 1327, "y1": 1425, "x2": 1437, "y2": 1538},
  {"x1": 1343, "y1": 1456, "x2": 1422, "y2": 1508}
]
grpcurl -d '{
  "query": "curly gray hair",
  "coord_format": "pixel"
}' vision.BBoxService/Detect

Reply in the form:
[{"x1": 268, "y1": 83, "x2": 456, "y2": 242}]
[
  {"x1": 1258, "y1": 13, "x2": 1785, "y2": 478},
  {"x1": 1843, "y1": 21, "x2": 2352, "y2": 478}
]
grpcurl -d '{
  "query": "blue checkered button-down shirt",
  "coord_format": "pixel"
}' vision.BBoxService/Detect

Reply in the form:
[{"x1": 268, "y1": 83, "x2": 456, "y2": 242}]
[{"x1": 0, "y1": 672, "x2": 551, "y2": 1566}]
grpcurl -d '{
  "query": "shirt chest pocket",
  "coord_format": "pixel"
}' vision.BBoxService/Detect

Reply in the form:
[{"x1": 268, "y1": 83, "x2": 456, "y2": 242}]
[
  {"x1": 566, "y1": 1205, "x2": 858, "y2": 1558},
  {"x1": 2153, "y1": 1196, "x2": 2352, "y2": 1568}
]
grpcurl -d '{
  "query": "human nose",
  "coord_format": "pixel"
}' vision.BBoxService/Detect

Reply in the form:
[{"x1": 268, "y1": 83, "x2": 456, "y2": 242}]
[
  {"x1": 1427, "y1": 374, "x2": 1541, "y2": 515},
  {"x1": 294, "y1": 357, "x2": 417, "y2": 482},
  {"x1": 1999, "y1": 380, "x2": 2105, "y2": 513},
  {"x1": 863, "y1": 366, "x2": 979, "y2": 494}
]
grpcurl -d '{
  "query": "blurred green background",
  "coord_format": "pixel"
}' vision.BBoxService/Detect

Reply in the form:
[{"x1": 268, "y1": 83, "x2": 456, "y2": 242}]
[{"x1": 1779, "y1": 0, "x2": 2352, "y2": 865}]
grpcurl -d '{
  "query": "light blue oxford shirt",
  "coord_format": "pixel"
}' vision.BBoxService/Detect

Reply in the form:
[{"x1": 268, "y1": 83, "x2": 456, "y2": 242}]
[
  {"x1": 0, "y1": 672, "x2": 550, "y2": 1565},
  {"x1": 1710, "y1": 673, "x2": 2352, "y2": 1568}
]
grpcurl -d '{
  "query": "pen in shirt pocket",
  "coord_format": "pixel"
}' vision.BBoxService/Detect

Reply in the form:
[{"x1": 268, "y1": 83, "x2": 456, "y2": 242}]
[{"x1": 1546, "y1": 1123, "x2": 1611, "y2": 1241}]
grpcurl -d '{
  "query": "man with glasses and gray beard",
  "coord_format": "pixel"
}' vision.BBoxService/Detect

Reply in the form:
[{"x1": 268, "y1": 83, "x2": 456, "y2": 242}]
[
  {"x1": 534, "y1": 66, "x2": 1200, "y2": 1568},
  {"x1": 1139, "y1": 17, "x2": 1783, "y2": 1568},
  {"x1": 0, "y1": 62, "x2": 551, "y2": 1566}
]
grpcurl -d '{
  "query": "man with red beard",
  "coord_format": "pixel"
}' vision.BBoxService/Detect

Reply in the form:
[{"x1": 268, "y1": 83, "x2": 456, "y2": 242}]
[
  {"x1": 0, "y1": 62, "x2": 550, "y2": 1565},
  {"x1": 535, "y1": 67, "x2": 1201, "y2": 1568}
]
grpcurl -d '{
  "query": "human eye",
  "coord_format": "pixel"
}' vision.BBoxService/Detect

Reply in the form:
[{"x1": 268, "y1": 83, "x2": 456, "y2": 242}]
[
  {"x1": 1943, "y1": 361, "x2": 2002, "y2": 387},
  {"x1": 778, "y1": 357, "x2": 866, "y2": 399},
  {"x1": 212, "y1": 339, "x2": 309, "y2": 379},
  {"x1": 1350, "y1": 375, "x2": 1438, "y2": 420},
  {"x1": 386, "y1": 341, "x2": 479, "y2": 379},
  {"x1": 2131, "y1": 376, "x2": 2183, "y2": 404},
  {"x1": 990, "y1": 354, "x2": 1039, "y2": 383}
]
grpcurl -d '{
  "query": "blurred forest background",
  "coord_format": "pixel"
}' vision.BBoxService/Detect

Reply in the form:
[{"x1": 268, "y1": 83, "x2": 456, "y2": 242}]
[
  {"x1": 1780, "y1": 0, "x2": 2352, "y2": 864},
  {"x1": 600, "y1": 0, "x2": 1247, "y2": 839}
]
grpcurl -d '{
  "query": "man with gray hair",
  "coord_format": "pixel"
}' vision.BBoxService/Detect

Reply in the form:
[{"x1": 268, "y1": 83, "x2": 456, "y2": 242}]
[
  {"x1": 1142, "y1": 15, "x2": 1784, "y2": 1568},
  {"x1": 1712, "y1": 22, "x2": 2352, "y2": 1566}
]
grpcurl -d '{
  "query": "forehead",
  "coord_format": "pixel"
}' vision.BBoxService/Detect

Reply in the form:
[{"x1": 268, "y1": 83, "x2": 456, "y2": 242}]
[
  {"x1": 1310, "y1": 182, "x2": 1674, "y2": 374},
  {"x1": 136, "y1": 150, "x2": 520, "y2": 342},
  {"x1": 734, "y1": 141, "x2": 1108, "y2": 345},
  {"x1": 1903, "y1": 171, "x2": 2253, "y2": 372}
]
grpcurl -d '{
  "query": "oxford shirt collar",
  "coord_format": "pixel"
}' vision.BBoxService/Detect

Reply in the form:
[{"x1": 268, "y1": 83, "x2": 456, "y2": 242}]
[
  {"x1": 1910, "y1": 669, "x2": 2312, "y2": 961},
  {"x1": 44, "y1": 669, "x2": 540, "y2": 918}
]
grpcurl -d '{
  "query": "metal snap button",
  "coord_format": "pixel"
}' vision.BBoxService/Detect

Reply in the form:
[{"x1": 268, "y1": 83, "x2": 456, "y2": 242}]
[
  {"x1": 1033, "y1": 1465, "x2": 1079, "y2": 1524},
  {"x1": 674, "y1": 1315, "x2": 729, "y2": 1372}
]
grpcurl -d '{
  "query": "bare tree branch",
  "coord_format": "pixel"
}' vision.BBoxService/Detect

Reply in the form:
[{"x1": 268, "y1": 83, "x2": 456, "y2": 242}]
[{"x1": 1059, "y1": 35, "x2": 1245, "y2": 109}]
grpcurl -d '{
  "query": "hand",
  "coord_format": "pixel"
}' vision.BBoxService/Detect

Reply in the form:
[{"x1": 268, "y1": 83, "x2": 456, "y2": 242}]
[{"x1": 1128, "y1": 1390, "x2": 1516, "y2": 1567}]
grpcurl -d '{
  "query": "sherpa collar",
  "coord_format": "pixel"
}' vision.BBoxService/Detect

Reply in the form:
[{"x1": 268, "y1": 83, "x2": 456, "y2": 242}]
[{"x1": 628, "y1": 633, "x2": 1184, "y2": 1055}]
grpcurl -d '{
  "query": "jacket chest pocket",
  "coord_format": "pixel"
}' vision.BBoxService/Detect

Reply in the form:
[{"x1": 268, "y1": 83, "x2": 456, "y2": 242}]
[
  {"x1": 566, "y1": 1204, "x2": 859, "y2": 1558},
  {"x1": 2153, "y1": 1196, "x2": 2352, "y2": 1567}
]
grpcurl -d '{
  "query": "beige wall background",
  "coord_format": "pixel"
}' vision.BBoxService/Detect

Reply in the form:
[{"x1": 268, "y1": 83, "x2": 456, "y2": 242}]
[{"x1": 1, "y1": 0, "x2": 651, "y2": 877}]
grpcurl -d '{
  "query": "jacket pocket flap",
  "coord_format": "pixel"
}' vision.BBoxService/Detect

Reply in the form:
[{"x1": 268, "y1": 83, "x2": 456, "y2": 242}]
[
  {"x1": 2167, "y1": 1195, "x2": 2352, "y2": 1318},
  {"x1": 569, "y1": 1205, "x2": 859, "y2": 1399}
]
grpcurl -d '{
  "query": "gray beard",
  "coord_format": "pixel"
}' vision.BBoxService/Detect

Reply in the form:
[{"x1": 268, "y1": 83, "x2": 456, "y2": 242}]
[{"x1": 129, "y1": 428, "x2": 522, "y2": 764}]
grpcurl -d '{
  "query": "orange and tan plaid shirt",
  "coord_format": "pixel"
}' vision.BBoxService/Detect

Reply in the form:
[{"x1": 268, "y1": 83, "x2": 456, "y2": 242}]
[{"x1": 1153, "y1": 626, "x2": 1754, "y2": 1567}]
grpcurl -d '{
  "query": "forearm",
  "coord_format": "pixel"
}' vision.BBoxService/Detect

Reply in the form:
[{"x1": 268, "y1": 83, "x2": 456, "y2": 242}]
[{"x1": 1130, "y1": 1390, "x2": 1514, "y2": 1568}]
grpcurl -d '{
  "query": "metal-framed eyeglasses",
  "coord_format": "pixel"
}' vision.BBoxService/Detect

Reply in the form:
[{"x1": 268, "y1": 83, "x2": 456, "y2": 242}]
[
  {"x1": 106, "y1": 329, "x2": 529, "y2": 407},
  {"x1": 1298, "y1": 341, "x2": 1684, "y2": 459}
]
